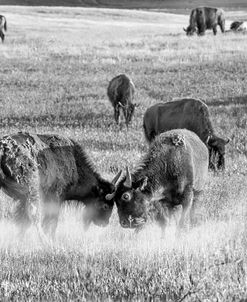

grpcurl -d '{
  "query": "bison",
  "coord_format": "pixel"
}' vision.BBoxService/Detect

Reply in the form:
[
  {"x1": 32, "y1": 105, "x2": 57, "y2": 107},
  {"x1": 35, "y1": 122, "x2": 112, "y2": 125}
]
[
  {"x1": 0, "y1": 15, "x2": 7, "y2": 42},
  {"x1": 184, "y1": 7, "x2": 225, "y2": 36},
  {"x1": 0, "y1": 132, "x2": 118, "y2": 243},
  {"x1": 107, "y1": 129, "x2": 208, "y2": 233},
  {"x1": 230, "y1": 21, "x2": 247, "y2": 32},
  {"x1": 143, "y1": 98, "x2": 229, "y2": 170},
  {"x1": 107, "y1": 74, "x2": 137, "y2": 128}
]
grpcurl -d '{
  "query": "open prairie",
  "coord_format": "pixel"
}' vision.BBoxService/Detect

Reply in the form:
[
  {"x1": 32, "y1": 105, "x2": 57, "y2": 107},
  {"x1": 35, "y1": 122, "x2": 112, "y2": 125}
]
[{"x1": 0, "y1": 6, "x2": 247, "y2": 301}]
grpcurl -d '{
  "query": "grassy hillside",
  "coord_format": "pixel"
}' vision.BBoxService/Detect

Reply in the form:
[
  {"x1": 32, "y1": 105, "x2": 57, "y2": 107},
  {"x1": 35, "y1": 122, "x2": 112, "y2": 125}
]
[
  {"x1": 0, "y1": 0, "x2": 247, "y2": 8},
  {"x1": 0, "y1": 6, "x2": 247, "y2": 301}
]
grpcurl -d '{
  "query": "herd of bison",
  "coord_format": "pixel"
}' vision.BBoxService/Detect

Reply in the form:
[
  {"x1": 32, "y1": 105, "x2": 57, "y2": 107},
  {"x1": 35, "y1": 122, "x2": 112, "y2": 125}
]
[{"x1": 0, "y1": 6, "x2": 246, "y2": 244}]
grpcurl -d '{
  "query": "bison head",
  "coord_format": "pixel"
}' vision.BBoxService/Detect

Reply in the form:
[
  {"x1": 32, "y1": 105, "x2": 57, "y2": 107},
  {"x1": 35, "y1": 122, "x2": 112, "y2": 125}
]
[
  {"x1": 118, "y1": 102, "x2": 138, "y2": 127},
  {"x1": 82, "y1": 174, "x2": 122, "y2": 229},
  {"x1": 207, "y1": 135, "x2": 230, "y2": 170},
  {"x1": 183, "y1": 26, "x2": 197, "y2": 36},
  {"x1": 106, "y1": 167, "x2": 148, "y2": 229}
]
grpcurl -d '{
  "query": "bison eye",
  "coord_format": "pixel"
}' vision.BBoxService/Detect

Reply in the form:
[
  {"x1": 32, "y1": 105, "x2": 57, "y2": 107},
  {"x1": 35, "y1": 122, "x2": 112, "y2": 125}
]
[{"x1": 122, "y1": 192, "x2": 131, "y2": 202}]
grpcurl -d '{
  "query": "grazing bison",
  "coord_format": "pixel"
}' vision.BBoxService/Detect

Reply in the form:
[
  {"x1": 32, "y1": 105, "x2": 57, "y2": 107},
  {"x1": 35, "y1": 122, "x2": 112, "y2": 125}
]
[
  {"x1": 230, "y1": 21, "x2": 247, "y2": 32},
  {"x1": 107, "y1": 129, "x2": 208, "y2": 233},
  {"x1": 0, "y1": 132, "x2": 117, "y2": 243},
  {"x1": 184, "y1": 7, "x2": 225, "y2": 35},
  {"x1": 0, "y1": 15, "x2": 7, "y2": 42},
  {"x1": 143, "y1": 98, "x2": 229, "y2": 170},
  {"x1": 107, "y1": 74, "x2": 137, "y2": 128}
]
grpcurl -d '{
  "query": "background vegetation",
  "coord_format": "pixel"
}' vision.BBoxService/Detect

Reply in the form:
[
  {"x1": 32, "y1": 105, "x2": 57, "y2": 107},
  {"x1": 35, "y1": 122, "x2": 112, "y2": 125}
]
[{"x1": 0, "y1": 5, "x2": 247, "y2": 301}]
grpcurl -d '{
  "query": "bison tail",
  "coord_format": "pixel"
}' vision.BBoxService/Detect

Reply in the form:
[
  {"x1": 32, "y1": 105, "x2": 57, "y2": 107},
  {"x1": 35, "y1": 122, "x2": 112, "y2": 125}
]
[{"x1": 4, "y1": 19, "x2": 7, "y2": 31}]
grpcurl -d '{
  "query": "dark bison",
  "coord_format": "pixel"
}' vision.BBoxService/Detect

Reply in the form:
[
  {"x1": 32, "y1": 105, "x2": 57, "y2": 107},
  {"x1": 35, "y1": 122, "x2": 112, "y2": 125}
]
[
  {"x1": 107, "y1": 74, "x2": 137, "y2": 128},
  {"x1": 184, "y1": 7, "x2": 225, "y2": 35},
  {"x1": 143, "y1": 98, "x2": 229, "y2": 170},
  {"x1": 0, "y1": 132, "x2": 118, "y2": 243},
  {"x1": 107, "y1": 129, "x2": 208, "y2": 233},
  {"x1": 0, "y1": 15, "x2": 7, "y2": 42},
  {"x1": 230, "y1": 21, "x2": 247, "y2": 32}
]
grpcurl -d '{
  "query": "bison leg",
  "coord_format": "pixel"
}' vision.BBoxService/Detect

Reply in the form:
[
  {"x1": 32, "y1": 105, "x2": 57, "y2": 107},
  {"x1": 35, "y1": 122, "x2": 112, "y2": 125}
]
[
  {"x1": 0, "y1": 31, "x2": 4, "y2": 42},
  {"x1": 220, "y1": 21, "x2": 225, "y2": 33},
  {"x1": 114, "y1": 107, "x2": 120, "y2": 124},
  {"x1": 42, "y1": 196, "x2": 61, "y2": 241},
  {"x1": 190, "y1": 190, "x2": 202, "y2": 227},
  {"x1": 177, "y1": 186, "x2": 194, "y2": 232},
  {"x1": 14, "y1": 197, "x2": 31, "y2": 238},
  {"x1": 26, "y1": 176, "x2": 51, "y2": 247},
  {"x1": 213, "y1": 26, "x2": 217, "y2": 35}
]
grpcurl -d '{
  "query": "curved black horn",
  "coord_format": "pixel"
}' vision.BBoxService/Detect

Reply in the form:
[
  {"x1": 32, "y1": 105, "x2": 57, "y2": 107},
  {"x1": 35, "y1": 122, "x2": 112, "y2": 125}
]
[
  {"x1": 183, "y1": 27, "x2": 187, "y2": 32},
  {"x1": 111, "y1": 170, "x2": 122, "y2": 186},
  {"x1": 124, "y1": 166, "x2": 132, "y2": 188}
]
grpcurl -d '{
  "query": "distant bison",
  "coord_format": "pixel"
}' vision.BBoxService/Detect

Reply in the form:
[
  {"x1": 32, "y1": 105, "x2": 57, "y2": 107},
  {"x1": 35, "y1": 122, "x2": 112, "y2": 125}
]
[
  {"x1": 0, "y1": 132, "x2": 117, "y2": 243},
  {"x1": 230, "y1": 21, "x2": 247, "y2": 32},
  {"x1": 143, "y1": 98, "x2": 229, "y2": 170},
  {"x1": 107, "y1": 74, "x2": 137, "y2": 128},
  {"x1": 107, "y1": 129, "x2": 208, "y2": 233},
  {"x1": 184, "y1": 7, "x2": 225, "y2": 35},
  {"x1": 0, "y1": 15, "x2": 7, "y2": 42}
]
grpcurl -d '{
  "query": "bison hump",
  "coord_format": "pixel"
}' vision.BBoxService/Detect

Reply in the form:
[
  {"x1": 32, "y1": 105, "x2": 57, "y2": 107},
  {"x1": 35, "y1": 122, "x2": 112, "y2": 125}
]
[{"x1": 170, "y1": 134, "x2": 185, "y2": 147}]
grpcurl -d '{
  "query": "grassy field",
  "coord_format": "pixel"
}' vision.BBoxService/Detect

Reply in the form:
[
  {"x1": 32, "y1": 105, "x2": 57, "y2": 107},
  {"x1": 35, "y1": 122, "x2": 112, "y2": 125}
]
[{"x1": 0, "y1": 6, "x2": 247, "y2": 301}]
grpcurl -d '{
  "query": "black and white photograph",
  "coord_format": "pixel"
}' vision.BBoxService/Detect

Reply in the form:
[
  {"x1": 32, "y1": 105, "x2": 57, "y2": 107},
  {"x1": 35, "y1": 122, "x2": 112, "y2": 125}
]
[{"x1": 0, "y1": 0, "x2": 247, "y2": 300}]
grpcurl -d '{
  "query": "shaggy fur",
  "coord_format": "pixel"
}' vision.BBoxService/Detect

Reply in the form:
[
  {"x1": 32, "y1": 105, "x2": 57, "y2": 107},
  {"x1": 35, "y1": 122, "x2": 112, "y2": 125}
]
[
  {"x1": 113, "y1": 129, "x2": 208, "y2": 232},
  {"x1": 143, "y1": 98, "x2": 229, "y2": 170},
  {"x1": 0, "y1": 15, "x2": 7, "y2": 42},
  {"x1": 0, "y1": 132, "x2": 115, "y2": 241},
  {"x1": 107, "y1": 74, "x2": 136, "y2": 127},
  {"x1": 184, "y1": 7, "x2": 225, "y2": 35}
]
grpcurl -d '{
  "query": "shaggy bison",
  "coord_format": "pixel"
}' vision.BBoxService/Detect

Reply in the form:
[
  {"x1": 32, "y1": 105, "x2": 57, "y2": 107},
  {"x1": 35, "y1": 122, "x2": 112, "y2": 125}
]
[
  {"x1": 107, "y1": 129, "x2": 208, "y2": 233},
  {"x1": 143, "y1": 98, "x2": 229, "y2": 170},
  {"x1": 184, "y1": 7, "x2": 225, "y2": 35},
  {"x1": 0, "y1": 132, "x2": 117, "y2": 243},
  {"x1": 0, "y1": 15, "x2": 7, "y2": 42},
  {"x1": 107, "y1": 74, "x2": 137, "y2": 128}
]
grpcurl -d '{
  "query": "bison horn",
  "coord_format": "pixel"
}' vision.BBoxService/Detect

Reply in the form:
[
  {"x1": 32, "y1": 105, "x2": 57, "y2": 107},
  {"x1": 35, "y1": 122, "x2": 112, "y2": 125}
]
[
  {"x1": 183, "y1": 27, "x2": 187, "y2": 32},
  {"x1": 124, "y1": 166, "x2": 132, "y2": 188},
  {"x1": 118, "y1": 102, "x2": 125, "y2": 108},
  {"x1": 105, "y1": 192, "x2": 115, "y2": 201},
  {"x1": 111, "y1": 170, "x2": 122, "y2": 186}
]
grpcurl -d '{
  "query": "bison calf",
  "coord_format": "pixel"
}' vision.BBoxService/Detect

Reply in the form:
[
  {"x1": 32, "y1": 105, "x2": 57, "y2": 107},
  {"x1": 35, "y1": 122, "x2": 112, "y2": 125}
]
[
  {"x1": 0, "y1": 132, "x2": 117, "y2": 244},
  {"x1": 107, "y1": 129, "x2": 208, "y2": 234},
  {"x1": 107, "y1": 74, "x2": 137, "y2": 128}
]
